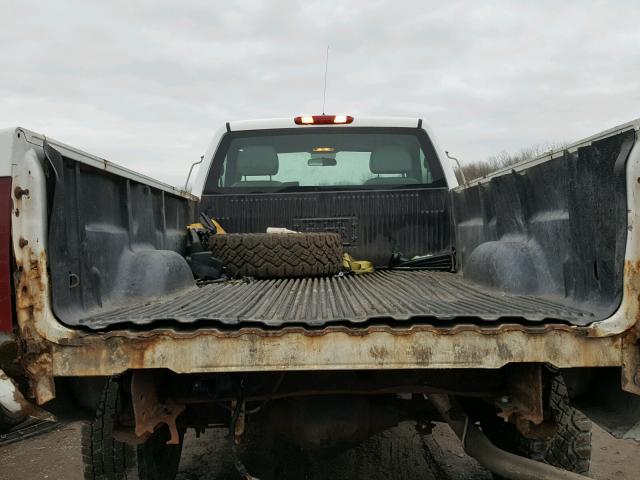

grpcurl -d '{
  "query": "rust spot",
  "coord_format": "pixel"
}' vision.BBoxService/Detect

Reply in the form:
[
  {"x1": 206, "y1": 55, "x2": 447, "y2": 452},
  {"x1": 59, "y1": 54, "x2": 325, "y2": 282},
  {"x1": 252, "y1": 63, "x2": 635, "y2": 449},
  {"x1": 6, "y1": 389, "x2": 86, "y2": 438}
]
[
  {"x1": 13, "y1": 186, "x2": 29, "y2": 199},
  {"x1": 625, "y1": 259, "x2": 640, "y2": 334},
  {"x1": 496, "y1": 342, "x2": 514, "y2": 359},
  {"x1": 410, "y1": 344, "x2": 432, "y2": 363},
  {"x1": 131, "y1": 371, "x2": 184, "y2": 445},
  {"x1": 18, "y1": 238, "x2": 28, "y2": 248},
  {"x1": 13, "y1": 187, "x2": 29, "y2": 200},
  {"x1": 369, "y1": 345, "x2": 389, "y2": 362},
  {"x1": 14, "y1": 248, "x2": 54, "y2": 404},
  {"x1": 505, "y1": 364, "x2": 544, "y2": 425}
]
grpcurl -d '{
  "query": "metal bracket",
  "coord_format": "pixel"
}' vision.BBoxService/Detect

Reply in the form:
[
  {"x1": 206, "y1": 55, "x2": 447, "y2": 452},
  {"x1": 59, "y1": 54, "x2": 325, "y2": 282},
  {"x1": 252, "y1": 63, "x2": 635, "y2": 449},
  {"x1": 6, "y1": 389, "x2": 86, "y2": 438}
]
[
  {"x1": 498, "y1": 364, "x2": 544, "y2": 424},
  {"x1": 131, "y1": 371, "x2": 185, "y2": 445},
  {"x1": 497, "y1": 364, "x2": 559, "y2": 439}
]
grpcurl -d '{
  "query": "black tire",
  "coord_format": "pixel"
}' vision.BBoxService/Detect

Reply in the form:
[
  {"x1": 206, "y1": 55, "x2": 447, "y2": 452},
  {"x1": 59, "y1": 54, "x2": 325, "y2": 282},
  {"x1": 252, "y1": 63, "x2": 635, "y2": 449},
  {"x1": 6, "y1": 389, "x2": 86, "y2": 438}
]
[
  {"x1": 0, "y1": 404, "x2": 25, "y2": 433},
  {"x1": 481, "y1": 376, "x2": 592, "y2": 475},
  {"x1": 301, "y1": 423, "x2": 435, "y2": 480},
  {"x1": 82, "y1": 378, "x2": 183, "y2": 480},
  {"x1": 203, "y1": 421, "x2": 435, "y2": 480},
  {"x1": 210, "y1": 233, "x2": 344, "y2": 278}
]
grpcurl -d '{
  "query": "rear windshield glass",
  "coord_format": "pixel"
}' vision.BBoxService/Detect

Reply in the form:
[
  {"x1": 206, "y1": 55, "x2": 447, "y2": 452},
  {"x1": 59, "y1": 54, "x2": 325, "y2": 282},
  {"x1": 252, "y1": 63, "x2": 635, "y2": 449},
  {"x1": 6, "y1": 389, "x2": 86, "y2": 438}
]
[{"x1": 203, "y1": 127, "x2": 446, "y2": 193}]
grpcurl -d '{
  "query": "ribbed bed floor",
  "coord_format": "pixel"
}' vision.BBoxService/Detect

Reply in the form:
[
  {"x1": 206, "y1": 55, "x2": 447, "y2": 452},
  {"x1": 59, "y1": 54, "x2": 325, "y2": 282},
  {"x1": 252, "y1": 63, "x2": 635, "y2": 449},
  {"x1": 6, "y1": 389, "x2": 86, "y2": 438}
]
[{"x1": 76, "y1": 270, "x2": 595, "y2": 330}]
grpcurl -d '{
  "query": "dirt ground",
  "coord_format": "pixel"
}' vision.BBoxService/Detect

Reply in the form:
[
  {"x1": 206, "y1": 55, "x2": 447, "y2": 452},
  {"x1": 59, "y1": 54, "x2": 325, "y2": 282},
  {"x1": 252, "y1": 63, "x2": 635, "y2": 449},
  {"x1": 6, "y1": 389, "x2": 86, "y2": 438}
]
[{"x1": 0, "y1": 421, "x2": 638, "y2": 480}]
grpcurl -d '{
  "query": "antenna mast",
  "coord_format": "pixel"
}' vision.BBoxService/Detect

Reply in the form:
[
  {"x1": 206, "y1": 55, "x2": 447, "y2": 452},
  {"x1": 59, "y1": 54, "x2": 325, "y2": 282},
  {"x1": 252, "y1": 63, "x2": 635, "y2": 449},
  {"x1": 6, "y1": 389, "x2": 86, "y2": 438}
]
[{"x1": 322, "y1": 45, "x2": 329, "y2": 114}]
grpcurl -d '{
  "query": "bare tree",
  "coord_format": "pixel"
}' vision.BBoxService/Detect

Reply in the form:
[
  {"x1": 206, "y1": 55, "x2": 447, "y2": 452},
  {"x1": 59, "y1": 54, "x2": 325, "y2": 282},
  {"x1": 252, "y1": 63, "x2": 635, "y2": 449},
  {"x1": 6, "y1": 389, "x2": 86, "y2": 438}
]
[{"x1": 454, "y1": 143, "x2": 564, "y2": 184}]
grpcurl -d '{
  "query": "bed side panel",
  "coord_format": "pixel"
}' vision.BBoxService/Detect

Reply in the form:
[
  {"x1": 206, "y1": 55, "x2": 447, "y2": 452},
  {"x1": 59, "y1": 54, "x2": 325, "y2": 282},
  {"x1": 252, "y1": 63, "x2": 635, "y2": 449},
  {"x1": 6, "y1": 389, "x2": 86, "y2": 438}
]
[
  {"x1": 45, "y1": 145, "x2": 197, "y2": 325},
  {"x1": 453, "y1": 130, "x2": 633, "y2": 319}
]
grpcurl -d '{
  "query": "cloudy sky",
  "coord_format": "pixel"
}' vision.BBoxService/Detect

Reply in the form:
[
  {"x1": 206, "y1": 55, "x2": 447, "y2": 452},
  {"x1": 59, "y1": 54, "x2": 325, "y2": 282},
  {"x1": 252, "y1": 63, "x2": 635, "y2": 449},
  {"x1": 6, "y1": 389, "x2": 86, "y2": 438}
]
[{"x1": 2, "y1": 1, "x2": 639, "y2": 187}]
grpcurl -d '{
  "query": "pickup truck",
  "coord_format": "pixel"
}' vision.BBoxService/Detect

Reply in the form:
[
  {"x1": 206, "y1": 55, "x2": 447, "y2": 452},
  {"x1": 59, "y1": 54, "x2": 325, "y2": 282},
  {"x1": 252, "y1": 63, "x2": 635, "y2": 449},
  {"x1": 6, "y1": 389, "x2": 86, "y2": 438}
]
[{"x1": 1, "y1": 114, "x2": 639, "y2": 480}]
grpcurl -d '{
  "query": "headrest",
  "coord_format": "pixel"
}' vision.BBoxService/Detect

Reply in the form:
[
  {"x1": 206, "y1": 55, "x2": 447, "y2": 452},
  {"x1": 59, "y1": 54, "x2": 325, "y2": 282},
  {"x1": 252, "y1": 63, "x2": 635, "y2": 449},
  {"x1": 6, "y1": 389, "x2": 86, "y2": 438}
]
[
  {"x1": 369, "y1": 146, "x2": 413, "y2": 174},
  {"x1": 237, "y1": 146, "x2": 279, "y2": 176}
]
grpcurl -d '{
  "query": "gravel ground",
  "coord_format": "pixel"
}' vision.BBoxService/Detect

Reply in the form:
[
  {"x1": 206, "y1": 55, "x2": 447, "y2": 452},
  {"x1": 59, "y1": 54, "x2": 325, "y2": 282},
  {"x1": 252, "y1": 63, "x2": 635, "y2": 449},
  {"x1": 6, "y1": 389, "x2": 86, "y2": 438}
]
[{"x1": 0, "y1": 421, "x2": 638, "y2": 480}]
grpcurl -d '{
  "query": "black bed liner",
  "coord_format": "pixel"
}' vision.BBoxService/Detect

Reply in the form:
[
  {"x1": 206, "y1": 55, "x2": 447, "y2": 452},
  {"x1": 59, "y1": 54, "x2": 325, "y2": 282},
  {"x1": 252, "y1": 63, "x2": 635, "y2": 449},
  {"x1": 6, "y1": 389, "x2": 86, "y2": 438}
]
[
  {"x1": 76, "y1": 270, "x2": 594, "y2": 330},
  {"x1": 46, "y1": 130, "x2": 631, "y2": 331}
]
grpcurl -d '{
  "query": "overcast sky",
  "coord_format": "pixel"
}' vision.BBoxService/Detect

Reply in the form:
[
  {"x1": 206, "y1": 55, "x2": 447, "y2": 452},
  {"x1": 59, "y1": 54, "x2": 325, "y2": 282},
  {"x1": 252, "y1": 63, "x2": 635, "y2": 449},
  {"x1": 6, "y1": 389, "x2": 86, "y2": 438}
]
[{"x1": 2, "y1": 1, "x2": 639, "y2": 187}]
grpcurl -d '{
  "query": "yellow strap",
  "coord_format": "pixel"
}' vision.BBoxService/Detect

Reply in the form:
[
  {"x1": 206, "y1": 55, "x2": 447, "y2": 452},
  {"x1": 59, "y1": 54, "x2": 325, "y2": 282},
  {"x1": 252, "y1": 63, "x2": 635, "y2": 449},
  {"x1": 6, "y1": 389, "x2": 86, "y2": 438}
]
[
  {"x1": 187, "y1": 218, "x2": 226, "y2": 234},
  {"x1": 343, "y1": 253, "x2": 374, "y2": 274},
  {"x1": 186, "y1": 222, "x2": 204, "y2": 230},
  {"x1": 211, "y1": 219, "x2": 226, "y2": 234}
]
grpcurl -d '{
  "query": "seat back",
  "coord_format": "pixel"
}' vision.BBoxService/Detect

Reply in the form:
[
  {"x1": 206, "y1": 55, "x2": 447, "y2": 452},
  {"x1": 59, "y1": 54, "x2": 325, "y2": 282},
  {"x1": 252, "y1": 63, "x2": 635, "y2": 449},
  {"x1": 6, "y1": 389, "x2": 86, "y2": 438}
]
[
  {"x1": 365, "y1": 145, "x2": 419, "y2": 185},
  {"x1": 232, "y1": 145, "x2": 282, "y2": 187}
]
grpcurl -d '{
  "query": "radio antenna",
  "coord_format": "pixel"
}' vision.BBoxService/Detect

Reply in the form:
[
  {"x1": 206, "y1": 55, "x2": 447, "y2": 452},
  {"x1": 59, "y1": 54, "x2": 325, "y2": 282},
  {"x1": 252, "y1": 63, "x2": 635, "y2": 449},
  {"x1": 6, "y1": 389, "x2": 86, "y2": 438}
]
[{"x1": 322, "y1": 45, "x2": 329, "y2": 114}]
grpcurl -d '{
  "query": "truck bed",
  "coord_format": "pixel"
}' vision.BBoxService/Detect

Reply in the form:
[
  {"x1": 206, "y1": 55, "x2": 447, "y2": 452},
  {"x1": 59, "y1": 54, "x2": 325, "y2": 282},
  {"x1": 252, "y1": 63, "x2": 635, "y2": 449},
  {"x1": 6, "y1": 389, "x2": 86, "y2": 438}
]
[
  {"x1": 42, "y1": 126, "x2": 632, "y2": 332},
  {"x1": 75, "y1": 270, "x2": 593, "y2": 330}
]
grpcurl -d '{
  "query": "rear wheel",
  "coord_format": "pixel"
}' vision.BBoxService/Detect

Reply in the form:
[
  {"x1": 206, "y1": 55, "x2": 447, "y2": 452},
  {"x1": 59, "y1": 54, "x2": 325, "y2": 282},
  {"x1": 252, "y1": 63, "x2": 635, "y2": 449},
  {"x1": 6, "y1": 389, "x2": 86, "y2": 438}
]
[
  {"x1": 481, "y1": 376, "x2": 592, "y2": 475},
  {"x1": 81, "y1": 378, "x2": 183, "y2": 480}
]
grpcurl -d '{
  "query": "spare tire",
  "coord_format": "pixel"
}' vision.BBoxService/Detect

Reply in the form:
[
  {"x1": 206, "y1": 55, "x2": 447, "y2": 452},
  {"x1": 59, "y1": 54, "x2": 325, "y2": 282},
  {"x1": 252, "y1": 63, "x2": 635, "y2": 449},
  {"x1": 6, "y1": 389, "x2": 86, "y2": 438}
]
[{"x1": 209, "y1": 232, "x2": 343, "y2": 278}]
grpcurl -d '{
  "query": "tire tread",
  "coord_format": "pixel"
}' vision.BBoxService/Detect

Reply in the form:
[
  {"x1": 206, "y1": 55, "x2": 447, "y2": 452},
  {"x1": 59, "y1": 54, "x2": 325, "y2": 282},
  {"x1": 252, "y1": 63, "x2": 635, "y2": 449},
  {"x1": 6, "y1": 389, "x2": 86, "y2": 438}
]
[
  {"x1": 81, "y1": 378, "x2": 182, "y2": 480},
  {"x1": 210, "y1": 233, "x2": 343, "y2": 278}
]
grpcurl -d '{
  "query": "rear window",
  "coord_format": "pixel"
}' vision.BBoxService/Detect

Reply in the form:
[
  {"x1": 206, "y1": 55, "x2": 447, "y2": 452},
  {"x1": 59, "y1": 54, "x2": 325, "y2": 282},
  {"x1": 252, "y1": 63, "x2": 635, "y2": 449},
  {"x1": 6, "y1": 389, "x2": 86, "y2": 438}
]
[{"x1": 203, "y1": 127, "x2": 446, "y2": 193}]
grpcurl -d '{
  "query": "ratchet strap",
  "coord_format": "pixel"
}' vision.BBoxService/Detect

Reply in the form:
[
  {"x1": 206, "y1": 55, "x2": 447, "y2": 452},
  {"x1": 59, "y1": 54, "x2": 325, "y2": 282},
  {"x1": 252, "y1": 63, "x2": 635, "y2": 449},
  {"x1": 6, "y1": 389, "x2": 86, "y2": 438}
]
[
  {"x1": 187, "y1": 217, "x2": 226, "y2": 234},
  {"x1": 343, "y1": 253, "x2": 374, "y2": 274}
]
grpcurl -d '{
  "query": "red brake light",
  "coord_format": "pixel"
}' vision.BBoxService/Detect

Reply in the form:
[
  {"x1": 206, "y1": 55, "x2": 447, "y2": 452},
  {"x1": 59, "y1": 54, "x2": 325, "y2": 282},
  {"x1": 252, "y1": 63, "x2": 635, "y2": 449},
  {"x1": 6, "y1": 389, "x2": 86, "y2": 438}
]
[{"x1": 294, "y1": 115, "x2": 354, "y2": 125}]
